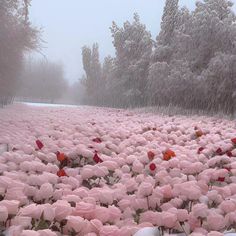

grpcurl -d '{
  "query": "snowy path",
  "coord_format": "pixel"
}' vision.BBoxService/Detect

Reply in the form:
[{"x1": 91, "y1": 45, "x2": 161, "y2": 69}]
[{"x1": 0, "y1": 104, "x2": 236, "y2": 236}]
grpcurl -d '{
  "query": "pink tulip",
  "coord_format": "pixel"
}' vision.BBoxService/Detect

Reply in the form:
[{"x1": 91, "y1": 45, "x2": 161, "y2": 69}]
[
  {"x1": 19, "y1": 204, "x2": 43, "y2": 219},
  {"x1": 207, "y1": 232, "x2": 224, "y2": 236},
  {"x1": 121, "y1": 165, "x2": 130, "y2": 173},
  {"x1": 38, "y1": 183, "x2": 53, "y2": 200},
  {"x1": 52, "y1": 200, "x2": 72, "y2": 221},
  {"x1": 21, "y1": 230, "x2": 40, "y2": 236},
  {"x1": 124, "y1": 178, "x2": 138, "y2": 193},
  {"x1": 207, "y1": 212, "x2": 225, "y2": 231},
  {"x1": 80, "y1": 166, "x2": 94, "y2": 179},
  {"x1": 94, "y1": 206, "x2": 110, "y2": 223},
  {"x1": 90, "y1": 219, "x2": 103, "y2": 233},
  {"x1": 0, "y1": 206, "x2": 8, "y2": 222},
  {"x1": 100, "y1": 160, "x2": 118, "y2": 171},
  {"x1": 0, "y1": 200, "x2": 19, "y2": 215},
  {"x1": 108, "y1": 205, "x2": 121, "y2": 222},
  {"x1": 118, "y1": 199, "x2": 131, "y2": 211},
  {"x1": 140, "y1": 211, "x2": 162, "y2": 225},
  {"x1": 98, "y1": 189, "x2": 114, "y2": 205},
  {"x1": 132, "y1": 198, "x2": 148, "y2": 211},
  {"x1": 160, "y1": 184, "x2": 173, "y2": 199},
  {"x1": 99, "y1": 225, "x2": 120, "y2": 236},
  {"x1": 37, "y1": 229, "x2": 57, "y2": 236},
  {"x1": 93, "y1": 166, "x2": 108, "y2": 177},
  {"x1": 132, "y1": 160, "x2": 144, "y2": 174},
  {"x1": 42, "y1": 204, "x2": 55, "y2": 221},
  {"x1": 84, "y1": 233, "x2": 97, "y2": 236},
  {"x1": 74, "y1": 201, "x2": 95, "y2": 220},
  {"x1": 11, "y1": 216, "x2": 32, "y2": 229},
  {"x1": 192, "y1": 203, "x2": 208, "y2": 218},
  {"x1": 161, "y1": 211, "x2": 178, "y2": 228},
  {"x1": 66, "y1": 216, "x2": 90, "y2": 233},
  {"x1": 188, "y1": 212, "x2": 201, "y2": 231},
  {"x1": 4, "y1": 225, "x2": 23, "y2": 236},
  {"x1": 177, "y1": 209, "x2": 189, "y2": 222},
  {"x1": 219, "y1": 200, "x2": 236, "y2": 214},
  {"x1": 138, "y1": 182, "x2": 153, "y2": 197}
]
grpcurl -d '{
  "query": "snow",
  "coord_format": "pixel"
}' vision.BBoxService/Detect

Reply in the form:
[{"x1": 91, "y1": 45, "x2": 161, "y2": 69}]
[
  {"x1": 0, "y1": 103, "x2": 236, "y2": 235},
  {"x1": 21, "y1": 102, "x2": 79, "y2": 108},
  {"x1": 133, "y1": 227, "x2": 160, "y2": 236}
]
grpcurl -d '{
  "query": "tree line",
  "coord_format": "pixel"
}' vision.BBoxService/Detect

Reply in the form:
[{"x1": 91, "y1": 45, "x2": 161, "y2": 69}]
[
  {"x1": 81, "y1": 0, "x2": 236, "y2": 116},
  {"x1": 0, "y1": 0, "x2": 72, "y2": 106},
  {"x1": 0, "y1": 0, "x2": 38, "y2": 106}
]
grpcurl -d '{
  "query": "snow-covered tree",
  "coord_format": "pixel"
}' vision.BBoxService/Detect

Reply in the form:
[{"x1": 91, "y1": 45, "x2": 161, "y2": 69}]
[
  {"x1": 78, "y1": 0, "x2": 236, "y2": 115},
  {"x1": 82, "y1": 46, "x2": 92, "y2": 80},
  {"x1": 158, "y1": 0, "x2": 179, "y2": 46},
  {"x1": 182, "y1": 0, "x2": 236, "y2": 73},
  {"x1": 147, "y1": 62, "x2": 171, "y2": 106},
  {"x1": 203, "y1": 53, "x2": 236, "y2": 116},
  {"x1": 0, "y1": 0, "x2": 38, "y2": 106},
  {"x1": 110, "y1": 13, "x2": 153, "y2": 107},
  {"x1": 102, "y1": 56, "x2": 114, "y2": 85},
  {"x1": 82, "y1": 43, "x2": 103, "y2": 105},
  {"x1": 148, "y1": 0, "x2": 236, "y2": 115}
]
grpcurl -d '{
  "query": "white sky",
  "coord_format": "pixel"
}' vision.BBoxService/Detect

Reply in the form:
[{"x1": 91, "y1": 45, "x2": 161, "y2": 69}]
[{"x1": 29, "y1": 0, "x2": 236, "y2": 84}]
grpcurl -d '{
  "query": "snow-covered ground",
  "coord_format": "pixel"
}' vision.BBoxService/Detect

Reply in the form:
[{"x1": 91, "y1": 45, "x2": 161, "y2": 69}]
[
  {"x1": 1, "y1": 103, "x2": 236, "y2": 236},
  {"x1": 19, "y1": 102, "x2": 79, "y2": 108}
]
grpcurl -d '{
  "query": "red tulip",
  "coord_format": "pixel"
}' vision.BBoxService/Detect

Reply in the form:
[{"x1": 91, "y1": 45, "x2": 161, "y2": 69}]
[
  {"x1": 147, "y1": 151, "x2": 155, "y2": 161},
  {"x1": 57, "y1": 169, "x2": 68, "y2": 177},
  {"x1": 92, "y1": 138, "x2": 102, "y2": 143},
  {"x1": 226, "y1": 150, "x2": 233, "y2": 157},
  {"x1": 93, "y1": 153, "x2": 103, "y2": 163},
  {"x1": 217, "y1": 177, "x2": 225, "y2": 182},
  {"x1": 149, "y1": 163, "x2": 156, "y2": 171},
  {"x1": 216, "y1": 148, "x2": 223, "y2": 155},
  {"x1": 197, "y1": 147, "x2": 204, "y2": 154},
  {"x1": 36, "y1": 140, "x2": 44, "y2": 150},
  {"x1": 57, "y1": 152, "x2": 67, "y2": 162},
  {"x1": 163, "y1": 149, "x2": 176, "y2": 161},
  {"x1": 195, "y1": 130, "x2": 204, "y2": 138},
  {"x1": 225, "y1": 167, "x2": 231, "y2": 172},
  {"x1": 231, "y1": 138, "x2": 236, "y2": 145}
]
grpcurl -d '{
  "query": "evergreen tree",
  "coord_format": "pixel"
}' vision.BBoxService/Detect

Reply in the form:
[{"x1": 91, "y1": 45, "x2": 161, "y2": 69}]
[
  {"x1": 148, "y1": 0, "x2": 236, "y2": 115},
  {"x1": 81, "y1": 43, "x2": 103, "y2": 105},
  {"x1": 158, "y1": 0, "x2": 179, "y2": 46},
  {"x1": 110, "y1": 13, "x2": 153, "y2": 107}
]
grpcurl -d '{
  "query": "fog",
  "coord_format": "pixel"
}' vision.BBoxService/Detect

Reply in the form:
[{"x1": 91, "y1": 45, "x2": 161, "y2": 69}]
[
  {"x1": 28, "y1": 0, "x2": 197, "y2": 84},
  {"x1": 0, "y1": 0, "x2": 236, "y2": 115}
]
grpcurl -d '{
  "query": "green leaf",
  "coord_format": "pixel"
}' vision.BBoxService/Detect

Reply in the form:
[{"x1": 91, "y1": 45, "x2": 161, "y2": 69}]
[{"x1": 35, "y1": 219, "x2": 50, "y2": 230}]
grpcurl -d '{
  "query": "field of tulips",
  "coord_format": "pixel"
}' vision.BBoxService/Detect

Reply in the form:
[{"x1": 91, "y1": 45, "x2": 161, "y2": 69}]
[{"x1": 1, "y1": 104, "x2": 236, "y2": 236}]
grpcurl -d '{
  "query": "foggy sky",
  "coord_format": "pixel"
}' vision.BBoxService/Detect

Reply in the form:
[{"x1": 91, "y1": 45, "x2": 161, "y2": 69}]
[{"x1": 29, "y1": 0, "x2": 236, "y2": 84}]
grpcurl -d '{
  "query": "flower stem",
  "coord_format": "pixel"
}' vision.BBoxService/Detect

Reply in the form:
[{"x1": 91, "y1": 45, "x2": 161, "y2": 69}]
[{"x1": 179, "y1": 222, "x2": 188, "y2": 236}]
